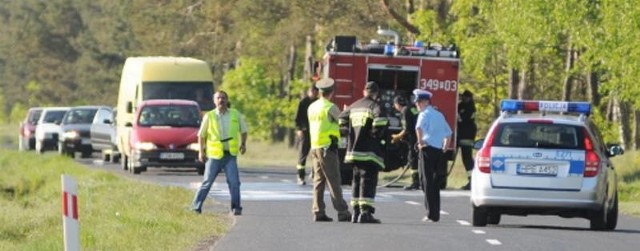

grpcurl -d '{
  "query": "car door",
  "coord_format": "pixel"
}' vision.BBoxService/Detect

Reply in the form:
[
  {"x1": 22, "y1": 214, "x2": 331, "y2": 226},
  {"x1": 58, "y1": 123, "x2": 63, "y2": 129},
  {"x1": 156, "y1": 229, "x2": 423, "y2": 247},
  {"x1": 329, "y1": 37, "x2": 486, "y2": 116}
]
[{"x1": 91, "y1": 108, "x2": 114, "y2": 150}]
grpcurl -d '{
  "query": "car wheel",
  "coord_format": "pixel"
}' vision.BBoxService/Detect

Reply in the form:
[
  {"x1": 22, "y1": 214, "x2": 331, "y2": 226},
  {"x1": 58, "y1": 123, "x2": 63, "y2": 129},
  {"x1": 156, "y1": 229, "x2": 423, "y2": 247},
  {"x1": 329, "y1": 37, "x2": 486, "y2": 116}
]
[
  {"x1": 197, "y1": 165, "x2": 205, "y2": 176},
  {"x1": 103, "y1": 152, "x2": 110, "y2": 162},
  {"x1": 590, "y1": 204, "x2": 608, "y2": 230},
  {"x1": 81, "y1": 149, "x2": 92, "y2": 158},
  {"x1": 487, "y1": 213, "x2": 501, "y2": 225},
  {"x1": 58, "y1": 142, "x2": 65, "y2": 156},
  {"x1": 121, "y1": 154, "x2": 129, "y2": 171},
  {"x1": 605, "y1": 192, "x2": 618, "y2": 230},
  {"x1": 112, "y1": 153, "x2": 121, "y2": 163},
  {"x1": 472, "y1": 205, "x2": 488, "y2": 227}
]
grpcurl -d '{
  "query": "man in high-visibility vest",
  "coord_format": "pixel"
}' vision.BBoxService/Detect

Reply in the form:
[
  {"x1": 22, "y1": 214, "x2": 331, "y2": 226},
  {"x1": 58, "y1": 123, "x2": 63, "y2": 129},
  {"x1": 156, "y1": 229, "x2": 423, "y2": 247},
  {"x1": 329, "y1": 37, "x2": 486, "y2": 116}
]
[
  {"x1": 339, "y1": 81, "x2": 388, "y2": 224},
  {"x1": 192, "y1": 90, "x2": 248, "y2": 216},
  {"x1": 307, "y1": 78, "x2": 351, "y2": 222}
]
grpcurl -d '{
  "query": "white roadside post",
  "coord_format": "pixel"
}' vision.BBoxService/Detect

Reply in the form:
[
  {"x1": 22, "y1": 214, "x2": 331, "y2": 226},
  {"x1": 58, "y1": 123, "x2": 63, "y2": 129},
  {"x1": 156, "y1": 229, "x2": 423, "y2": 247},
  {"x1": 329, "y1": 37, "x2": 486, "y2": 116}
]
[{"x1": 62, "y1": 175, "x2": 80, "y2": 251}]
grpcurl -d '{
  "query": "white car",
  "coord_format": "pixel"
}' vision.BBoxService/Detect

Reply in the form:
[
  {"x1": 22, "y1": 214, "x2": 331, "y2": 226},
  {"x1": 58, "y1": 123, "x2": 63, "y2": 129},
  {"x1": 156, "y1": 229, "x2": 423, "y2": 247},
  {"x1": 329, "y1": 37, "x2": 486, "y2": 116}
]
[
  {"x1": 471, "y1": 100, "x2": 622, "y2": 230},
  {"x1": 34, "y1": 107, "x2": 70, "y2": 153}
]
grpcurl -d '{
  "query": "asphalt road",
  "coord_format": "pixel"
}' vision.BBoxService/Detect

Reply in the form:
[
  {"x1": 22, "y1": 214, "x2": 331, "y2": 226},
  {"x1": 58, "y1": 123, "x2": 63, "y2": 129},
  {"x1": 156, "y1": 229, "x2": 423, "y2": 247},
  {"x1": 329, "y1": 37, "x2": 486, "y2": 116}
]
[{"x1": 79, "y1": 158, "x2": 640, "y2": 251}]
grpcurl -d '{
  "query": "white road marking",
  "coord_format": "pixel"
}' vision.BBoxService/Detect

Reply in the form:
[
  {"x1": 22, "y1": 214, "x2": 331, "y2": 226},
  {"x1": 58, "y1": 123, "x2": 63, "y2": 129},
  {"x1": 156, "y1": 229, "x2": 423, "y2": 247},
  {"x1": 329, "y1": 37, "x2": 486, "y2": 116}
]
[
  {"x1": 472, "y1": 229, "x2": 486, "y2": 234},
  {"x1": 281, "y1": 179, "x2": 292, "y2": 183},
  {"x1": 486, "y1": 239, "x2": 502, "y2": 245},
  {"x1": 441, "y1": 210, "x2": 449, "y2": 215},
  {"x1": 456, "y1": 220, "x2": 471, "y2": 226},
  {"x1": 405, "y1": 201, "x2": 421, "y2": 206},
  {"x1": 259, "y1": 176, "x2": 270, "y2": 179}
]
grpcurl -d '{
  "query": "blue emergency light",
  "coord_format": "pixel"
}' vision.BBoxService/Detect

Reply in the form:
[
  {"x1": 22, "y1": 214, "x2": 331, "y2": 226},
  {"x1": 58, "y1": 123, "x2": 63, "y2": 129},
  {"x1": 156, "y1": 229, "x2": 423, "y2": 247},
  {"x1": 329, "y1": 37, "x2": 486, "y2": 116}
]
[{"x1": 501, "y1": 99, "x2": 591, "y2": 115}]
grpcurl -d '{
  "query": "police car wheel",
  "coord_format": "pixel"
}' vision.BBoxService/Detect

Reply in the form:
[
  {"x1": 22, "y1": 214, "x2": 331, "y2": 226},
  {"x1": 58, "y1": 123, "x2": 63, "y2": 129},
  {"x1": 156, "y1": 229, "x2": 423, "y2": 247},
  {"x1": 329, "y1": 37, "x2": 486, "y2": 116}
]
[
  {"x1": 487, "y1": 214, "x2": 501, "y2": 225},
  {"x1": 605, "y1": 192, "x2": 618, "y2": 230},
  {"x1": 472, "y1": 205, "x2": 488, "y2": 227}
]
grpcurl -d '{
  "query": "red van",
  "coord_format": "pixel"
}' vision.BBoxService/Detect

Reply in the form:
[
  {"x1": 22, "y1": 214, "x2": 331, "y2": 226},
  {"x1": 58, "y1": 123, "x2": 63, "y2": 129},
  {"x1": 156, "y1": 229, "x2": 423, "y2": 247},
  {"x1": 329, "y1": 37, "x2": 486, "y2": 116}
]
[{"x1": 122, "y1": 99, "x2": 204, "y2": 175}]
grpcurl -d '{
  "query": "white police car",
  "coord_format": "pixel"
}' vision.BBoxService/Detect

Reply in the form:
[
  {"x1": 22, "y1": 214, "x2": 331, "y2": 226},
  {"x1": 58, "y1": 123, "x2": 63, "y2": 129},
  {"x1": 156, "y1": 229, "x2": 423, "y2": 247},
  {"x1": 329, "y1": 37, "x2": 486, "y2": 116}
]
[{"x1": 471, "y1": 100, "x2": 623, "y2": 230}]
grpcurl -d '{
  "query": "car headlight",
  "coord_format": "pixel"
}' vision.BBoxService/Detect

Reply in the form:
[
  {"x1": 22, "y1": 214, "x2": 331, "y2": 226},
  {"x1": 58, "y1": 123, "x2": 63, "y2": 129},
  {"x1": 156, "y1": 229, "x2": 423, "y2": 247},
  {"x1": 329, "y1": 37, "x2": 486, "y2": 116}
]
[
  {"x1": 187, "y1": 143, "x2": 201, "y2": 151},
  {"x1": 134, "y1": 142, "x2": 157, "y2": 151},
  {"x1": 63, "y1": 131, "x2": 79, "y2": 139}
]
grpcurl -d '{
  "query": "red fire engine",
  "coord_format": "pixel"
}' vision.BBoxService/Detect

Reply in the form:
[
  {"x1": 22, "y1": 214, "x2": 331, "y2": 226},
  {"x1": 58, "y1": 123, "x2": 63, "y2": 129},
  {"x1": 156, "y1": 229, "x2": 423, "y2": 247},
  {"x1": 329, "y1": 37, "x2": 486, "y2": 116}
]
[{"x1": 318, "y1": 28, "x2": 461, "y2": 184}]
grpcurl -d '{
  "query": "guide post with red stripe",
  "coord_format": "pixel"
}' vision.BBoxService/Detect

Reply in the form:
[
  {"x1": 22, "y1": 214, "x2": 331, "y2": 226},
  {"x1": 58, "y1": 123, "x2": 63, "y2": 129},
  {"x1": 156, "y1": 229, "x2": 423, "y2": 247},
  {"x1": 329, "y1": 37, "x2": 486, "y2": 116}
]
[{"x1": 62, "y1": 175, "x2": 80, "y2": 251}]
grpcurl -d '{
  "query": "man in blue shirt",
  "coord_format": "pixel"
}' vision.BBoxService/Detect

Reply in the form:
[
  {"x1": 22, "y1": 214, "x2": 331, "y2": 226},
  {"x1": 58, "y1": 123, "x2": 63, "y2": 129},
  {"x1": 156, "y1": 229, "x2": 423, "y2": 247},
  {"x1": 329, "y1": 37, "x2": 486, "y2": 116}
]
[{"x1": 414, "y1": 89, "x2": 452, "y2": 223}]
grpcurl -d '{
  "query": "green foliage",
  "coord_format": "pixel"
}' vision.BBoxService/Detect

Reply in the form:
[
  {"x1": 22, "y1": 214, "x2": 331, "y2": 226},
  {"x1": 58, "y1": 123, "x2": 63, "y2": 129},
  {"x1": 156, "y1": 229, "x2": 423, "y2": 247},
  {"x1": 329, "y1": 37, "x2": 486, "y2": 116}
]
[
  {"x1": 0, "y1": 150, "x2": 227, "y2": 250},
  {"x1": 8, "y1": 103, "x2": 27, "y2": 124}
]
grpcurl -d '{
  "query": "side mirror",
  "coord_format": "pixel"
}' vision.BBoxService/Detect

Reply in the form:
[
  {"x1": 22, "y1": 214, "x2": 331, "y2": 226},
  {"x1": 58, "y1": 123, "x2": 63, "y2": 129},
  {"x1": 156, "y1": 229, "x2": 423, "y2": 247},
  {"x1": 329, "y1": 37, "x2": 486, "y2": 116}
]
[
  {"x1": 125, "y1": 122, "x2": 132, "y2": 127},
  {"x1": 607, "y1": 144, "x2": 624, "y2": 157},
  {"x1": 103, "y1": 119, "x2": 112, "y2": 124},
  {"x1": 126, "y1": 101, "x2": 133, "y2": 114},
  {"x1": 54, "y1": 120, "x2": 62, "y2": 125},
  {"x1": 473, "y1": 139, "x2": 485, "y2": 150}
]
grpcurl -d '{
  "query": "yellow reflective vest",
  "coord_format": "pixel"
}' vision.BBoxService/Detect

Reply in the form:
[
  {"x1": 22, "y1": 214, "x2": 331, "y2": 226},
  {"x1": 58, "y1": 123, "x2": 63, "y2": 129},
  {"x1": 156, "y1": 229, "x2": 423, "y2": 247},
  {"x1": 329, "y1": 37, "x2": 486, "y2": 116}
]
[
  {"x1": 308, "y1": 98, "x2": 340, "y2": 149},
  {"x1": 206, "y1": 109, "x2": 240, "y2": 159}
]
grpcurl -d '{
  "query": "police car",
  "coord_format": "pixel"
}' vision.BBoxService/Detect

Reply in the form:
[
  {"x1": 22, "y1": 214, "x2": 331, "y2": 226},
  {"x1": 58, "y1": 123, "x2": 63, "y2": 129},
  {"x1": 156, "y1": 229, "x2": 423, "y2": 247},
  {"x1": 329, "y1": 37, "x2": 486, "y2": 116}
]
[{"x1": 470, "y1": 100, "x2": 623, "y2": 230}]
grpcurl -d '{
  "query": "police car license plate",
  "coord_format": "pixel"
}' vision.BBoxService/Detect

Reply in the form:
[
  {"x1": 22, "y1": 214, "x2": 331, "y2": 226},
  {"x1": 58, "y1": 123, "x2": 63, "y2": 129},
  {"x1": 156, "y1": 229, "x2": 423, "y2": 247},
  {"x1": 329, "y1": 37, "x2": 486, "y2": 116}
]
[
  {"x1": 517, "y1": 164, "x2": 558, "y2": 176},
  {"x1": 160, "y1": 152, "x2": 184, "y2": 160}
]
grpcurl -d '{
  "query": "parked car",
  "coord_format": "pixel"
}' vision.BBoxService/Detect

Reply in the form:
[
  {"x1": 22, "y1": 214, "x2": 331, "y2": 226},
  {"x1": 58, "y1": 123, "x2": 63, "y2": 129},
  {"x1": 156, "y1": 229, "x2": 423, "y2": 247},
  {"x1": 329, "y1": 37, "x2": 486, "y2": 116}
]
[
  {"x1": 471, "y1": 100, "x2": 622, "y2": 230},
  {"x1": 90, "y1": 107, "x2": 120, "y2": 163},
  {"x1": 18, "y1": 107, "x2": 43, "y2": 151},
  {"x1": 34, "y1": 107, "x2": 70, "y2": 153},
  {"x1": 58, "y1": 106, "x2": 104, "y2": 158},
  {"x1": 121, "y1": 99, "x2": 203, "y2": 175}
]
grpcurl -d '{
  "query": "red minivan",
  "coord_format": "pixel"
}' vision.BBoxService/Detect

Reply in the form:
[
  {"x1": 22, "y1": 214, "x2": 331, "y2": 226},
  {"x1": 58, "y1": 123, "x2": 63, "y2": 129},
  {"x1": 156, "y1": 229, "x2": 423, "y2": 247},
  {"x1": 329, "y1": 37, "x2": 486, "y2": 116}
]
[{"x1": 122, "y1": 99, "x2": 204, "y2": 175}]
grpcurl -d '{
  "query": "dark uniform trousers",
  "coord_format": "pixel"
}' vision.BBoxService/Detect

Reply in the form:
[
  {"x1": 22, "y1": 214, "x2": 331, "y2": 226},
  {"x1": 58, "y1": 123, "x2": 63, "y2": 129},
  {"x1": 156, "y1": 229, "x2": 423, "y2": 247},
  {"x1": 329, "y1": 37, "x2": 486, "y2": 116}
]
[
  {"x1": 310, "y1": 148, "x2": 350, "y2": 218},
  {"x1": 298, "y1": 130, "x2": 311, "y2": 167},
  {"x1": 352, "y1": 162, "x2": 379, "y2": 213},
  {"x1": 419, "y1": 146, "x2": 447, "y2": 221}
]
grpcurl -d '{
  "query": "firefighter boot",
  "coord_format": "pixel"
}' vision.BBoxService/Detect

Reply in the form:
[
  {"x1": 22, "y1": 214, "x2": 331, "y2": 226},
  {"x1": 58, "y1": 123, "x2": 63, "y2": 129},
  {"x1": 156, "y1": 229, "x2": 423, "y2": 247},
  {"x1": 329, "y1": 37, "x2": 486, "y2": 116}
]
[
  {"x1": 351, "y1": 206, "x2": 360, "y2": 223},
  {"x1": 460, "y1": 177, "x2": 471, "y2": 190},
  {"x1": 297, "y1": 169, "x2": 306, "y2": 185},
  {"x1": 358, "y1": 206, "x2": 381, "y2": 224},
  {"x1": 403, "y1": 172, "x2": 420, "y2": 190}
]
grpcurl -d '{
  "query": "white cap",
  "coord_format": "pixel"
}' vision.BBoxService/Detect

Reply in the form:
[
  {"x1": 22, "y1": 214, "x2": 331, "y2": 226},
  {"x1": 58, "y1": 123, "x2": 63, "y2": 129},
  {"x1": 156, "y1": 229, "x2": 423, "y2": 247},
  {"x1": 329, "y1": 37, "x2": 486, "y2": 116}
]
[{"x1": 412, "y1": 89, "x2": 432, "y2": 102}]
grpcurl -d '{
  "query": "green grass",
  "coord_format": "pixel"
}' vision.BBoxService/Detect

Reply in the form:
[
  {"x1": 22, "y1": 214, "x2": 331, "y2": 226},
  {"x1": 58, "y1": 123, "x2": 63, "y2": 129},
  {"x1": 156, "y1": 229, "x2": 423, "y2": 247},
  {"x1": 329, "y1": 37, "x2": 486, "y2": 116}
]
[
  {"x1": 0, "y1": 151, "x2": 227, "y2": 251},
  {"x1": 610, "y1": 150, "x2": 640, "y2": 216}
]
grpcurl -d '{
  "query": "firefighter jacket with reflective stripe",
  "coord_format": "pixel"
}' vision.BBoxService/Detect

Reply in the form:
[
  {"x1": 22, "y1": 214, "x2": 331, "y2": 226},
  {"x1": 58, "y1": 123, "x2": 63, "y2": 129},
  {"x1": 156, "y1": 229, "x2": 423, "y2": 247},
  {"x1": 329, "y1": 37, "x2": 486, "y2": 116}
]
[
  {"x1": 206, "y1": 108, "x2": 240, "y2": 159},
  {"x1": 339, "y1": 96, "x2": 388, "y2": 169},
  {"x1": 308, "y1": 98, "x2": 340, "y2": 149}
]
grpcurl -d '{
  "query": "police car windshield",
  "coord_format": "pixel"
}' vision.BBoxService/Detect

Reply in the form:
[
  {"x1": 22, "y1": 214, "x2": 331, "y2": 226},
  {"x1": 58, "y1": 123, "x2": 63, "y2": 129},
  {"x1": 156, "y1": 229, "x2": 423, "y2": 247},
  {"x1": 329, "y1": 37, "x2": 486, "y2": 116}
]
[{"x1": 492, "y1": 123, "x2": 584, "y2": 149}]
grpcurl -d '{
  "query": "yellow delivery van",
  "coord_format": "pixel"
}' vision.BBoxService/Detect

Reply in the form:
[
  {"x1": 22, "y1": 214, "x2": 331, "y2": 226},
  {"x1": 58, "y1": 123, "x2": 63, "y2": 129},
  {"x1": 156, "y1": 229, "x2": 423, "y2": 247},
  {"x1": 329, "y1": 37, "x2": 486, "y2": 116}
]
[{"x1": 116, "y1": 57, "x2": 214, "y2": 170}]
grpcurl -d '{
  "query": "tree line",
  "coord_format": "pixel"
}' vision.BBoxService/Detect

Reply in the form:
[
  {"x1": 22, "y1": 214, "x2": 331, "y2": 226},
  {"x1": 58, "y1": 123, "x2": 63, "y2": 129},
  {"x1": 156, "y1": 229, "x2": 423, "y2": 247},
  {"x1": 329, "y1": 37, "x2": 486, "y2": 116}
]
[{"x1": 1, "y1": 0, "x2": 639, "y2": 148}]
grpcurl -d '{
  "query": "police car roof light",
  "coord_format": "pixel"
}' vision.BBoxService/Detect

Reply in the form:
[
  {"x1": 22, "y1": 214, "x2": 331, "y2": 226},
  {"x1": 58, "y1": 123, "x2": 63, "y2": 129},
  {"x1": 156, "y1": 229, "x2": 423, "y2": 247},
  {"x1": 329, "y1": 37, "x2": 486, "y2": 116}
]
[{"x1": 501, "y1": 100, "x2": 591, "y2": 115}]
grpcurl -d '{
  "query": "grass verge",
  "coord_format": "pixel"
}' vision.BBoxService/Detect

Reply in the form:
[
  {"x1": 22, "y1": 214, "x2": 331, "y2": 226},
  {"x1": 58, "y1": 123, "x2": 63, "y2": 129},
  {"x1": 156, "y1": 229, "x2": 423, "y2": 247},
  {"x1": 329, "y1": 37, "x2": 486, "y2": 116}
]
[{"x1": 0, "y1": 150, "x2": 227, "y2": 251}]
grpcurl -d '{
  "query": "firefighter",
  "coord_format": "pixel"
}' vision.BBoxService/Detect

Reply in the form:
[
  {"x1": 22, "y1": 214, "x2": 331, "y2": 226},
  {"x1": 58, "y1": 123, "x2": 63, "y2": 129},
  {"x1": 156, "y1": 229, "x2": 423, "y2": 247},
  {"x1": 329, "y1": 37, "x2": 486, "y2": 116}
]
[
  {"x1": 414, "y1": 89, "x2": 452, "y2": 223},
  {"x1": 339, "y1": 81, "x2": 388, "y2": 224},
  {"x1": 294, "y1": 85, "x2": 319, "y2": 185},
  {"x1": 307, "y1": 78, "x2": 351, "y2": 222},
  {"x1": 457, "y1": 90, "x2": 477, "y2": 190},
  {"x1": 391, "y1": 95, "x2": 420, "y2": 190}
]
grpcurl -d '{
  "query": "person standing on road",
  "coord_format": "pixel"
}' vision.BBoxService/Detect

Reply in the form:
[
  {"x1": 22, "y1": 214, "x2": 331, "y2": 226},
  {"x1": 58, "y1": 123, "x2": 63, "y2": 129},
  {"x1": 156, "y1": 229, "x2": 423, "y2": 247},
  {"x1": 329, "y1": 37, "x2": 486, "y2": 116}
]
[
  {"x1": 339, "y1": 81, "x2": 388, "y2": 224},
  {"x1": 192, "y1": 90, "x2": 248, "y2": 216},
  {"x1": 307, "y1": 78, "x2": 352, "y2": 222},
  {"x1": 414, "y1": 89, "x2": 452, "y2": 223},
  {"x1": 457, "y1": 90, "x2": 477, "y2": 190},
  {"x1": 391, "y1": 95, "x2": 420, "y2": 190},
  {"x1": 294, "y1": 86, "x2": 319, "y2": 185}
]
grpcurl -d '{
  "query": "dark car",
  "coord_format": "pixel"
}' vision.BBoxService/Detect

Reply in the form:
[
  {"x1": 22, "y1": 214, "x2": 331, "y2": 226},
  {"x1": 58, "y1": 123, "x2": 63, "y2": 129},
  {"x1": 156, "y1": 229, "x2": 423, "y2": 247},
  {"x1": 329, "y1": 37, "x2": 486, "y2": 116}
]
[
  {"x1": 58, "y1": 106, "x2": 102, "y2": 158},
  {"x1": 18, "y1": 107, "x2": 43, "y2": 151},
  {"x1": 90, "y1": 107, "x2": 120, "y2": 163}
]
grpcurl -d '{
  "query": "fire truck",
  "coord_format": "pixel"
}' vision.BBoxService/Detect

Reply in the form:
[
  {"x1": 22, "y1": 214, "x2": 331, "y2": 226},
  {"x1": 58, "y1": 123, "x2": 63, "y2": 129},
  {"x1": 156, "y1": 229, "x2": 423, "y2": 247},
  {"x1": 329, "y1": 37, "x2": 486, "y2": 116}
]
[{"x1": 318, "y1": 28, "x2": 461, "y2": 185}]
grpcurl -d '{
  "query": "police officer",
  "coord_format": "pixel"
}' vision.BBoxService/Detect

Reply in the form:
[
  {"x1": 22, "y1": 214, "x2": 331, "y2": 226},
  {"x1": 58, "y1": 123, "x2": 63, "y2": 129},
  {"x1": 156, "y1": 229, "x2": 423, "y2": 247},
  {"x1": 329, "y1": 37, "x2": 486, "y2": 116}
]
[
  {"x1": 339, "y1": 81, "x2": 388, "y2": 224},
  {"x1": 414, "y1": 89, "x2": 452, "y2": 223},
  {"x1": 294, "y1": 86, "x2": 319, "y2": 185},
  {"x1": 457, "y1": 90, "x2": 477, "y2": 190},
  {"x1": 307, "y1": 78, "x2": 351, "y2": 222},
  {"x1": 391, "y1": 95, "x2": 420, "y2": 190}
]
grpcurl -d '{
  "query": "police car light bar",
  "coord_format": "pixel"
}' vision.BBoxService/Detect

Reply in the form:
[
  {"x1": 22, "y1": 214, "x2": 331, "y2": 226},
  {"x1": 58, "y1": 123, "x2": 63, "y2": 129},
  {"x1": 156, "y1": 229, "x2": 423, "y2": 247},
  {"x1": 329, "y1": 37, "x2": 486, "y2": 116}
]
[{"x1": 501, "y1": 100, "x2": 591, "y2": 115}]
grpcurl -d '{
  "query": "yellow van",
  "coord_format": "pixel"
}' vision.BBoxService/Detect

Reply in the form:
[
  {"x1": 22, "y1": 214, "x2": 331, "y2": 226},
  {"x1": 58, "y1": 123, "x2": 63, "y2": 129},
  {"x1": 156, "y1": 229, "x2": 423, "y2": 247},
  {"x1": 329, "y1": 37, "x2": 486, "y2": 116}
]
[{"x1": 116, "y1": 57, "x2": 214, "y2": 170}]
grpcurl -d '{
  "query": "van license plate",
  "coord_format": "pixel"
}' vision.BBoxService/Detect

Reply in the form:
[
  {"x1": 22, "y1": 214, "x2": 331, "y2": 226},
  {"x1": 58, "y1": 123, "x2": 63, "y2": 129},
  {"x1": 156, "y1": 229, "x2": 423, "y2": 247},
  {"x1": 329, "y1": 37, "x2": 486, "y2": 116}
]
[
  {"x1": 160, "y1": 152, "x2": 184, "y2": 160},
  {"x1": 517, "y1": 164, "x2": 558, "y2": 176}
]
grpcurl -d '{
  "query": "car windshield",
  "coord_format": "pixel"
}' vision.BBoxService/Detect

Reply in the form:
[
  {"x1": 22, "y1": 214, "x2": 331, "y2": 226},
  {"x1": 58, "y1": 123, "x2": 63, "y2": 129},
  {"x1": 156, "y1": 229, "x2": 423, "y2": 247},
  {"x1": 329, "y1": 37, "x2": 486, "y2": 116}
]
[
  {"x1": 138, "y1": 105, "x2": 200, "y2": 127},
  {"x1": 142, "y1": 82, "x2": 214, "y2": 111},
  {"x1": 492, "y1": 122, "x2": 584, "y2": 149},
  {"x1": 42, "y1": 110, "x2": 67, "y2": 124},
  {"x1": 63, "y1": 108, "x2": 98, "y2": 124},
  {"x1": 28, "y1": 110, "x2": 42, "y2": 125}
]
